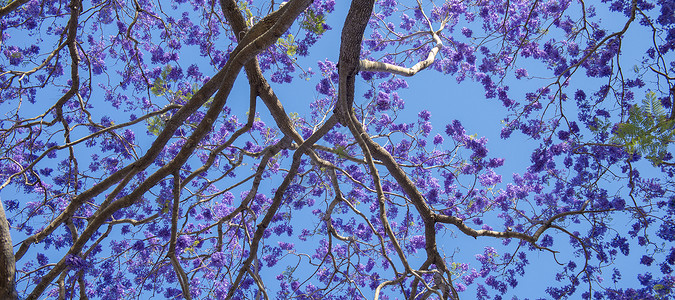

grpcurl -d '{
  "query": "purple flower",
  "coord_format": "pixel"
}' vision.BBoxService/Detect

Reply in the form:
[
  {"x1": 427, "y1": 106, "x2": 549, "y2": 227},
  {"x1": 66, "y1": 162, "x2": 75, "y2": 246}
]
[
  {"x1": 486, "y1": 158, "x2": 504, "y2": 168},
  {"x1": 65, "y1": 254, "x2": 86, "y2": 271},
  {"x1": 461, "y1": 27, "x2": 472, "y2": 37},
  {"x1": 500, "y1": 127, "x2": 512, "y2": 139},
  {"x1": 612, "y1": 197, "x2": 626, "y2": 210},
  {"x1": 593, "y1": 29, "x2": 606, "y2": 40},
  {"x1": 410, "y1": 235, "x2": 425, "y2": 250},
  {"x1": 515, "y1": 68, "x2": 528, "y2": 79},
  {"x1": 4, "y1": 46, "x2": 23, "y2": 65},
  {"x1": 420, "y1": 121, "x2": 432, "y2": 136},
  {"x1": 479, "y1": 169, "x2": 501, "y2": 186},
  {"x1": 418, "y1": 110, "x2": 431, "y2": 121},
  {"x1": 667, "y1": 247, "x2": 675, "y2": 265},
  {"x1": 662, "y1": 96, "x2": 672, "y2": 109},
  {"x1": 37, "y1": 253, "x2": 49, "y2": 266},
  {"x1": 316, "y1": 78, "x2": 332, "y2": 95},
  {"x1": 466, "y1": 137, "x2": 488, "y2": 160},
  {"x1": 529, "y1": 148, "x2": 552, "y2": 173},
  {"x1": 400, "y1": 13, "x2": 415, "y2": 30},
  {"x1": 375, "y1": 91, "x2": 391, "y2": 111},
  {"x1": 279, "y1": 241, "x2": 294, "y2": 250},
  {"x1": 456, "y1": 283, "x2": 467, "y2": 292},
  {"x1": 433, "y1": 134, "x2": 444, "y2": 145},
  {"x1": 210, "y1": 252, "x2": 227, "y2": 267},
  {"x1": 657, "y1": 223, "x2": 675, "y2": 241},
  {"x1": 596, "y1": 109, "x2": 610, "y2": 118},
  {"x1": 445, "y1": 120, "x2": 466, "y2": 138},
  {"x1": 640, "y1": 255, "x2": 654, "y2": 266},
  {"x1": 132, "y1": 240, "x2": 144, "y2": 251},
  {"x1": 187, "y1": 64, "x2": 202, "y2": 79},
  {"x1": 540, "y1": 235, "x2": 553, "y2": 247}
]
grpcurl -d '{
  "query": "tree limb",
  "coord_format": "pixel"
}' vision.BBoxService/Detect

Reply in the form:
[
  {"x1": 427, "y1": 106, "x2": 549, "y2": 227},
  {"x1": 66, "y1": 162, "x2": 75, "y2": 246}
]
[{"x1": 0, "y1": 199, "x2": 17, "y2": 300}]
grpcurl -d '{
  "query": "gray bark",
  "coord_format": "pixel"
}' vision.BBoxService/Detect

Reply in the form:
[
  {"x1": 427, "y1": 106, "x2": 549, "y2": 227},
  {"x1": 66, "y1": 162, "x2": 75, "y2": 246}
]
[
  {"x1": 359, "y1": 31, "x2": 442, "y2": 77},
  {"x1": 0, "y1": 199, "x2": 18, "y2": 300}
]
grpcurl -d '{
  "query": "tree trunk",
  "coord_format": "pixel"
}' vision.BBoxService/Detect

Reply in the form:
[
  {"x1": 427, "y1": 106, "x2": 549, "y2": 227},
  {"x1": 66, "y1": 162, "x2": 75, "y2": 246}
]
[{"x1": 0, "y1": 199, "x2": 17, "y2": 299}]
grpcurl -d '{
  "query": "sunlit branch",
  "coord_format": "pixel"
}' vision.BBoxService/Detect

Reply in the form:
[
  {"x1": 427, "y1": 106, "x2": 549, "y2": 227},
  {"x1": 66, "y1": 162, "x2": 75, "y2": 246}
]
[
  {"x1": 358, "y1": 29, "x2": 442, "y2": 77},
  {"x1": 106, "y1": 214, "x2": 160, "y2": 226},
  {"x1": 358, "y1": 1, "x2": 444, "y2": 77},
  {"x1": 374, "y1": 274, "x2": 407, "y2": 300}
]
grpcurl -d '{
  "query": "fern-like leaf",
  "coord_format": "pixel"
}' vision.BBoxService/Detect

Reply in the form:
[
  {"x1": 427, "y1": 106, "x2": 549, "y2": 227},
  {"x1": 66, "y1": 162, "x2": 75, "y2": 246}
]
[{"x1": 610, "y1": 92, "x2": 675, "y2": 165}]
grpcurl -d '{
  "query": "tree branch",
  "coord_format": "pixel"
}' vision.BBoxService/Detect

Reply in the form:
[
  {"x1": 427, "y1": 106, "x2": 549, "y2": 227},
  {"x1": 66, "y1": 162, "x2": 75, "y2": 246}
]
[
  {"x1": 23, "y1": 0, "x2": 315, "y2": 297},
  {"x1": 0, "y1": 198, "x2": 17, "y2": 299},
  {"x1": 0, "y1": 0, "x2": 30, "y2": 18},
  {"x1": 359, "y1": 29, "x2": 443, "y2": 77},
  {"x1": 167, "y1": 171, "x2": 192, "y2": 300}
]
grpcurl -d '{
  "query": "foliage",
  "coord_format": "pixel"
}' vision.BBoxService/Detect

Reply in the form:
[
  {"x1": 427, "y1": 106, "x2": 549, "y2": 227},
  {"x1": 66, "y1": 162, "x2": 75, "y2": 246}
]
[
  {"x1": 0, "y1": 0, "x2": 674, "y2": 299},
  {"x1": 301, "y1": 8, "x2": 328, "y2": 35},
  {"x1": 610, "y1": 91, "x2": 675, "y2": 165}
]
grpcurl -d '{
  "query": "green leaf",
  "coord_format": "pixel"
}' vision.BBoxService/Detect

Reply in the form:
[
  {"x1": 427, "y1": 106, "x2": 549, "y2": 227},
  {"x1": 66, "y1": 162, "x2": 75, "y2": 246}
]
[
  {"x1": 277, "y1": 34, "x2": 297, "y2": 57},
  {"x1": 334, "y1": 146, "x2": 348, "y2": 158},
  {"x1": 157, "y1": 197, "x2": 170, "y2": 214},
  {"x1": 610, "y1": 91, "x2": 675, "y2": 165},
  {"x1": 301, "y1": 9, "x2": 327, "y2": 35},
  {"x1": 146, "y1": 116, "x2": 165, "y2": 136},
  {"x1": 238, "y1": 1, "x2": 254, "y2": 27},
  {"x1": 150, "y1": 65, "x2": 176, "y2": 96}
]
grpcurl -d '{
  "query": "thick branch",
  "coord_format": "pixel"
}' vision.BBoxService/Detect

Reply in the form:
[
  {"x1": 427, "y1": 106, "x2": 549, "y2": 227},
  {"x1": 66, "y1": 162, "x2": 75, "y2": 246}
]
[
  {"x1": 14, "y1": 0, "x2": 314, "y2": 260},
  {"x1": 221, "y1": 0, "x2": 334, "y2": 168},
  {"x1": 24, "y1": 1, "x2": 314, "y2": 298},
  {"x1": 0, "y1": 0, "x2": 30, "y2": 18},
  {"x1": 434, "y1": 214, "x2": 535, "y2": 242},
  {"x1": 334, "y1": 1, "x2": 458, "y2": 296},
  {"x1": 359, "y1": 30, "x2": 442, "y2": 77},
  {"x1": 0, "y1": 199, "x2": 17, "y2": 300},
  {"x1": 334, "y1": 0, "x2": 376, "y2": 124}
]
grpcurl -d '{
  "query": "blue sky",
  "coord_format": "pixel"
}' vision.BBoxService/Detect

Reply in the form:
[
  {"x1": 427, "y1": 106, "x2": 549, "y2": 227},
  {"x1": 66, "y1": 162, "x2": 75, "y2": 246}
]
[
  {"x1": 264, "y1": 1, "x2": 662, "y2": 298},
  {"x1": 1, "y1": 0, "x2": 671, "y2": 298}
]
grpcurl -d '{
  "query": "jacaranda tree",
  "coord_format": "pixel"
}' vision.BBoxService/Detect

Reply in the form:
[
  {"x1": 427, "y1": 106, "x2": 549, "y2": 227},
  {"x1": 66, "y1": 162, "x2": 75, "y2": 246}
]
[{"x1": 1, "y1": 0, "x2": 674, "y2": 298}]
